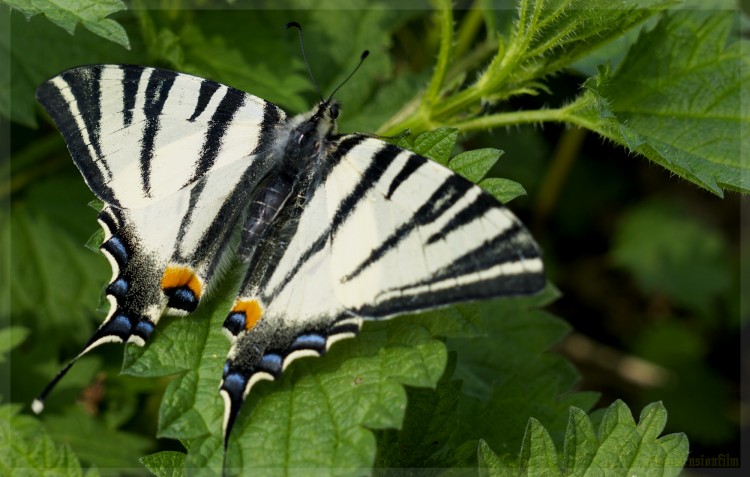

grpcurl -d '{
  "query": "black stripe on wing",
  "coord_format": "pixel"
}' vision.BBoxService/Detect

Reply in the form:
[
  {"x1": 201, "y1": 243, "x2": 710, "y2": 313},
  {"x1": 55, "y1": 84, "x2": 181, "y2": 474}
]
[
  {"x1": 140, "y1": 69, "x2": 178, "y2": 196},
  {"x1": 122, "y1": 66, "x2": 143, "y2": 127},
  {"x1": 342, "y1": 174, "x2": 473, "y2": 283},
  {"x1": 189, "y1": 80, "x2": 221, "y2": 122},
  {"x1": 189, "y1": 86, "x2": 247, "y2": 182},
  {"x1": 36, "y1": 67, "x2": 119, "y2": 206}
]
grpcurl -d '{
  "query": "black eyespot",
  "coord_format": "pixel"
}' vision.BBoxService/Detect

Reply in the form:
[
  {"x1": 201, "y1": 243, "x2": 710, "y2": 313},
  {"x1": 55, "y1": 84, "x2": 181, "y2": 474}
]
[{"x1": 330, "y1": 103, "x2": 339, "y2": 119}]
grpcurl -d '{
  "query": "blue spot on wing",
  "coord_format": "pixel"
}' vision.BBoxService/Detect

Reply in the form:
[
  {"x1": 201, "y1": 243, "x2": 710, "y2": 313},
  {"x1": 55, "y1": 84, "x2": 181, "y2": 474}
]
[
  {"x1": 258, "y1": 353, "x2": 283, "y2": 376},
  {"x1": 95, "y1": 313, "x2": 133, "y2": 341},
  {"x1": 291, "y1": 333, "x2": 326, "y2": 352},
  {"x1": 134, "y1": 320, "x2": 154, "y2": 340},
  {"x1": 223, "y1": 312, "x2": 246, "y2": 336},
  {"x1": 102, "y1": 236, "x2": 129, "y2": 265},
  {"x1": 223, "y1": 372, "x2": 247, "y2": 395},
  {"x1": 164, "y1": 287, "x2": 198, "y2": 313},
  {"x1": 106, "y1": 278, "x2": 128, "y2": 298}
]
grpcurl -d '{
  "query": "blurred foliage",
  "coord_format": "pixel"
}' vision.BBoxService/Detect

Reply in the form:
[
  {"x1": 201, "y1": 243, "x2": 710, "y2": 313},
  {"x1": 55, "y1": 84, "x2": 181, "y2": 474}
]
[{"x1": 3, "y1": 0, "x2": 744, "y2": 475}]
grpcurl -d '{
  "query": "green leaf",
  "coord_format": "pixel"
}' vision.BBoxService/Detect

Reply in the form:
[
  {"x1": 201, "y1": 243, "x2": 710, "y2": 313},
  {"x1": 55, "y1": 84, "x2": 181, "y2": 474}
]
[
  {"x1": 4, "y1": 0, "x2": 130, "y2": 49},
  {"x1": 122, "y1": 266, "x2": 448, "y2": 474},
  {"x1": 411, "y1": 128, "x2": 459, "y2": 165},
  {"x1": 1, "y1": 403, "x2": 86, "y2": 476},
  {"x1": 567, "y1": 10, "x2": 748, "y2": 195},
  {"x1": 487, "y1": 0, "x2": 673, "y2": 92},
  {"x1": 518, "y1": 419, "x2": 561, "y2": 476},
  {"x1": 445, "y1": 287, "x2": 599, "y2": 462},
  {"x1": 385, "y1": 0, "x2": 672, "y2": 135},
  {"x1": 375, "y1": 355, "x2": 463, "y2": 468},
  {"x1": 478, "y1": 438, "x2": 516, "y2": 477},
  {"x1": 478, "y1": 178, "x2": 527, "y2": 204},
  {"x1": 449, "y1": 148, "x2": 502, "y2": 183},
  {"x1": 479, "y1": 400, "x2": 689, "y2": 476},
  {"x1": 562, "y1": 407, "x2": 597, "y2": 475},
  {"x1": 141, "y1": 451, "x2": 186, "y2": 477}
]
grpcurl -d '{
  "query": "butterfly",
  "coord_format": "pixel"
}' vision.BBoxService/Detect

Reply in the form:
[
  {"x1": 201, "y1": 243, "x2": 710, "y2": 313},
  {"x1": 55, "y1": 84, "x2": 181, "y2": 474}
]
[{"x1": 32, "y1": 47, "x2": 545, "y2": 456}]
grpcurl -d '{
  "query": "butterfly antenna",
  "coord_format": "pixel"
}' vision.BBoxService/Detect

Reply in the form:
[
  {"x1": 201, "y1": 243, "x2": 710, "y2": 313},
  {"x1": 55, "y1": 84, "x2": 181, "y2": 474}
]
[
  {"x1": 286, "y1": 21, "x2": 324, "y2": 102},
  {"x1": 327, "y1": 50, "x2": 369, "y2": 102}
]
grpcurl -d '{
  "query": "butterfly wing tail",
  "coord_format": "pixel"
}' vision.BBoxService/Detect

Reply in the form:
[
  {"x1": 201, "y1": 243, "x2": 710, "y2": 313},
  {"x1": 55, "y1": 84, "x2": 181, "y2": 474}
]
[{"x1": 31, "y1": 311, "x2": 156, "y2": 413}]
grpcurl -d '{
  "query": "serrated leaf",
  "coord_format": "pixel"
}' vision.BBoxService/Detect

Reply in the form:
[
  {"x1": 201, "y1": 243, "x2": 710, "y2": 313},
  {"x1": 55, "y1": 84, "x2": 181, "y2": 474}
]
[
  {"x1": 510, "y1": 0, "x2": 673, "y2": 81},
  {"x1": 4, "y1": 0, "x2": 130, "y2": 49},
  {"x1": 478, "y1": 439, "x2": 516, "y2": 477},
  {"x1": 568, "y1": 10, "x2": 748, "y2": 195},
  {"x1": 411, "y1": 128, "x2": 459, "y2": 165},
  {"x1": 1, "y1": 403, "x2": 86, "y2": 476},
  {"x1": 448, "y1": 286, "x2": 599, "y2": 458},
  {"x1": 562, "y1": 407, "x2": 597, "y2": 475},
  {"x1": 449, "y1": 148, "x2": 502, "y2": 183},
  {"x1": 479, "y1": 178, "x2": 527, "y2": 204},
  {"x1": 122, "y1": 263, "x2": 448, "y2": 475},
  {"x1": 480, "y1": 401, "x2": 688, "y2": 476},
  {"x1": 140, "y1": 451, "x2": 186, "y2": 477},
  {"x1": 375, "y1": 355, "x2": 462, "y2": 468},
  {"x1": 518, "y1": 419, "x2": 561, "y2": 476}
]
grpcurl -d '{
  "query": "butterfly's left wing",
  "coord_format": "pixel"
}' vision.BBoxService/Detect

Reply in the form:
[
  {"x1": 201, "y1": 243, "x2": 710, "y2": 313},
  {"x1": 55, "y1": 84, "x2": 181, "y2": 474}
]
[
  {"x1": 33, "y1": 65, "x2": 286, "y2": 412},
  {"x1": 219, "y1": 135, "x2": 545, "y2": 439}
]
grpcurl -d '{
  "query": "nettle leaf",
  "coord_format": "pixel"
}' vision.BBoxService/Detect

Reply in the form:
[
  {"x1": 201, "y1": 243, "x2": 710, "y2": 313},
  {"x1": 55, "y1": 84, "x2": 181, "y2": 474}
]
[
  {"x1": 1, "y1": 403, "x2": 86, "y2": 476},
  {"x1": 568, "y1": 10, "x2": 748, "y2": 195},
  {"x1": 4, "y1": 0, "x2": 130, "y2": 49},
  {"x1": 141, "y1": 451, "x2": 186, "y2": 477},
  {"x1": 479, "y1": 178, "x2": 528, "y2": 204},
  {"x1": 122, "y1": 262, "x2": 453, "y2": 474},
  {"x1": 478, "y1": 401, "x2": 688, "y2": 476},
  {"x1": 375, "y1": 355, "x2": 463, "y2": 468},
  {"x1": 495, "y1": 0, "x2": 673, "y2": 87},
  {"x1": 449, "y1": 148, "x2": 502, "y2": 183},
  {"x1": 411, "y1": 128, "x2": 459, "y2": 165},
  {"x1": 449, "y1": 287, "x2": 600, "y2": 456}
]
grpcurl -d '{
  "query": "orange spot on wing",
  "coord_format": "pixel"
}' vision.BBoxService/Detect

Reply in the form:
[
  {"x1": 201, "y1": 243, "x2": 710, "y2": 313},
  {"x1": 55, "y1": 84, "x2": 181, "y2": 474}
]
[
  {"x1": 231, "y1": 299, "x2": 264, "y2": 331},
  {"x1": 161, "y1": 265, "x2": 203, "y2": 299}
]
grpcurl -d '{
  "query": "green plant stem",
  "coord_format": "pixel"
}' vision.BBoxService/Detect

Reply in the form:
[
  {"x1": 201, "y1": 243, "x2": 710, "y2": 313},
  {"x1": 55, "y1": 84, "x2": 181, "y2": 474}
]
[
  {"x1": 422, "y1": 0, "x2": 454, "y2": 110},
  {"x1": 454, "y1": 3, "x2": 484, "y2": 60}
]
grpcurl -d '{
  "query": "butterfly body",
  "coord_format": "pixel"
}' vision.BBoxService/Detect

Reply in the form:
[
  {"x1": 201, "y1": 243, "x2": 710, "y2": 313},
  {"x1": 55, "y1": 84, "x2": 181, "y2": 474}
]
[{"x1": 34, "y1": 64, "x2": 545, "y2": 449}]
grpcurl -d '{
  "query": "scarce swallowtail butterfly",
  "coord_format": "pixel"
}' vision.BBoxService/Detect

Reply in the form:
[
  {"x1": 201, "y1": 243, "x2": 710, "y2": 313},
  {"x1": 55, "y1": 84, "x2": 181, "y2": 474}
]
[{"x1": 32, "y1": 27, "x2": 545, "y2": 459}]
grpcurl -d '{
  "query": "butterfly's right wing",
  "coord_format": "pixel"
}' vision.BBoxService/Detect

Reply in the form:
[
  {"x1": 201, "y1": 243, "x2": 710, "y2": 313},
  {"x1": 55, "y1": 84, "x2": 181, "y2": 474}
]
[
  {"x1": 218, "y1": 135, "x2": 545, "y2": 440},
  {"x1": 33, "y1": 66, "x2": 286, "y2": 411}
]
